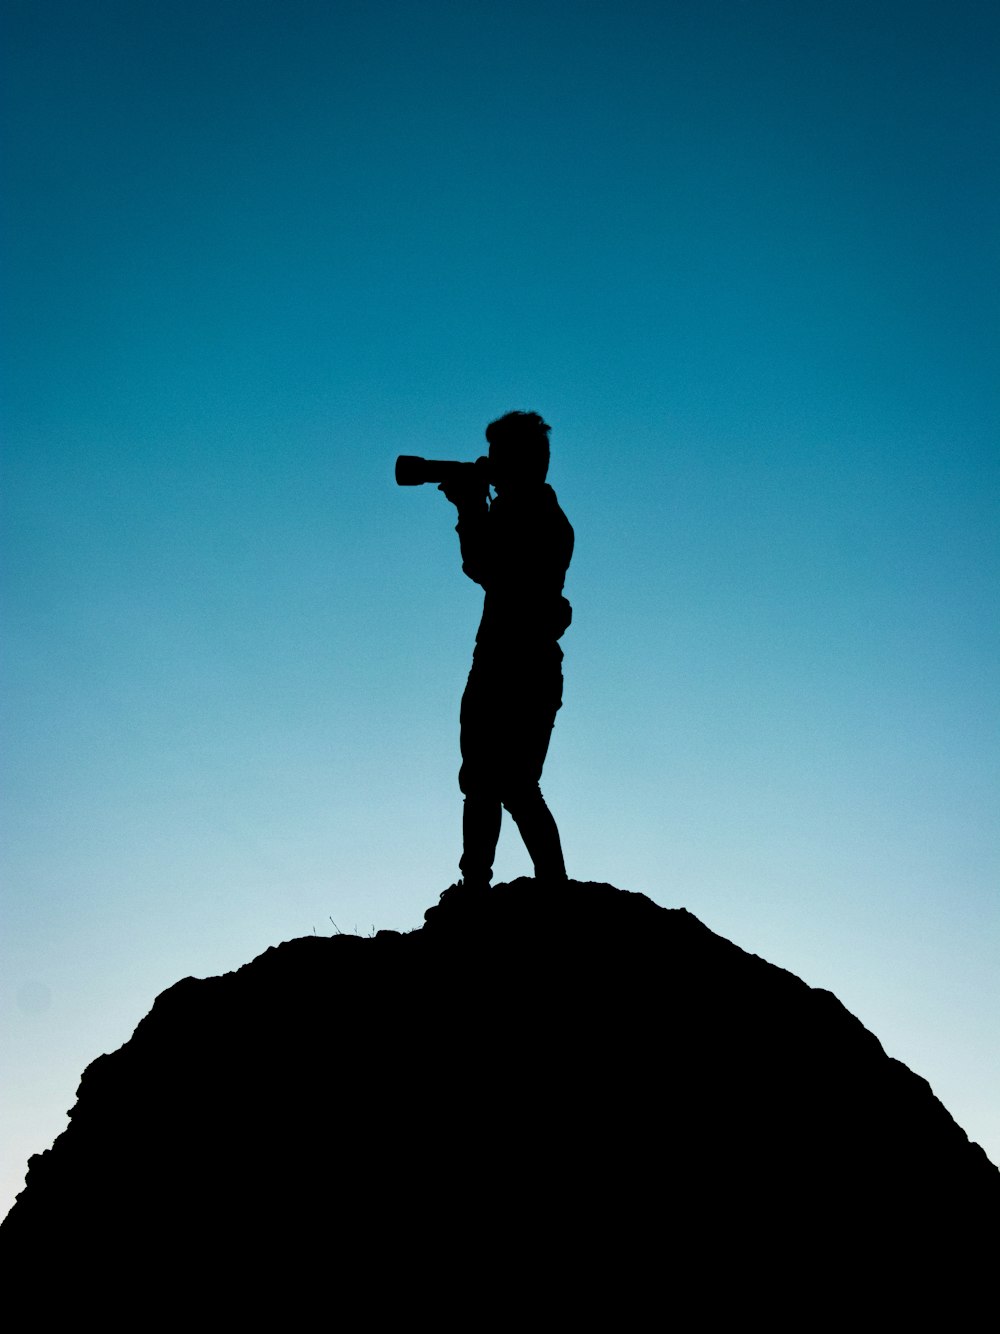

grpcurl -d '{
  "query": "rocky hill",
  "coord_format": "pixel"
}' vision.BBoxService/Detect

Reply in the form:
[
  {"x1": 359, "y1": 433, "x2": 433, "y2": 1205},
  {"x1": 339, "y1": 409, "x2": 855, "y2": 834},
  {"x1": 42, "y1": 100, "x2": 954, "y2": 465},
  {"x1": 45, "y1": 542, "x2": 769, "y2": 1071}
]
[{"x1": 3, "y1": 880, "x2": 996, "y2": 1320}]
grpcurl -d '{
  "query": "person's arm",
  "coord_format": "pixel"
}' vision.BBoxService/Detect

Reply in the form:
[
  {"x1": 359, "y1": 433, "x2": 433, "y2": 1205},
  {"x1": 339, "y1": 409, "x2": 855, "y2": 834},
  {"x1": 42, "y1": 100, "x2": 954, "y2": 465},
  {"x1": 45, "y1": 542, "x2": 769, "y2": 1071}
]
[{"x1": 438, "y1": 477, "x2": 491, "y2": 586}]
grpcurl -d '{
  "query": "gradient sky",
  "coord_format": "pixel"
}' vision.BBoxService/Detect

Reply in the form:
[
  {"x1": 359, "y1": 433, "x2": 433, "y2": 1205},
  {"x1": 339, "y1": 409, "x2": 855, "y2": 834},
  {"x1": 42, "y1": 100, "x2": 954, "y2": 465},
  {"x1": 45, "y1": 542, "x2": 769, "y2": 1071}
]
[{"x1": 2, "y1": 0, "x2": 997, "y2": 1217}]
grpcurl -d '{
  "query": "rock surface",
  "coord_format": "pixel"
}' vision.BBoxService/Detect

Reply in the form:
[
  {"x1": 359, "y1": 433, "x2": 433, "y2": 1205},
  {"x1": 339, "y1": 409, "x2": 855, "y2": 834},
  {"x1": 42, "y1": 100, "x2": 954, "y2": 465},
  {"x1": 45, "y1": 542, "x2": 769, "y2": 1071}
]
[{"x1": 3, "y1": 880, "x2": 996, "y2": 1318}]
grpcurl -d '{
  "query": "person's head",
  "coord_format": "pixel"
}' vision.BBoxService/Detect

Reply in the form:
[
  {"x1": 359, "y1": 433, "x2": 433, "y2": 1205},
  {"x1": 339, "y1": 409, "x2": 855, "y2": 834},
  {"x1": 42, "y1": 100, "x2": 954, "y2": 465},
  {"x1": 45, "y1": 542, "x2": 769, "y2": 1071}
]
[{"x1": 485, "y1": 411, "x2": 551, "y2": 491}]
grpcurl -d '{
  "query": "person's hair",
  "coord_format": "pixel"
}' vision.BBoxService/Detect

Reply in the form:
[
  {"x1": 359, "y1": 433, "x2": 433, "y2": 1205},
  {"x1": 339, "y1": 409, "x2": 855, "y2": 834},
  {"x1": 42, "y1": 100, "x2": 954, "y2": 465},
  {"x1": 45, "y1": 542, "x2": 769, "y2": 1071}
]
[{"x1": 485, "y1": 411, "x2": 551, "y2": 483}]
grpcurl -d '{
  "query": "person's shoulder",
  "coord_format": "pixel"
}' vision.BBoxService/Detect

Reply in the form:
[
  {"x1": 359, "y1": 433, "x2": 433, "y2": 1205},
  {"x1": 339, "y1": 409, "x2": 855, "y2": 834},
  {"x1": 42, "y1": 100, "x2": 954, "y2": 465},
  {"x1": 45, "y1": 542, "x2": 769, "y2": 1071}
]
[{"x1": 543, "y1": 484, "x2": 572, "y2": 524}]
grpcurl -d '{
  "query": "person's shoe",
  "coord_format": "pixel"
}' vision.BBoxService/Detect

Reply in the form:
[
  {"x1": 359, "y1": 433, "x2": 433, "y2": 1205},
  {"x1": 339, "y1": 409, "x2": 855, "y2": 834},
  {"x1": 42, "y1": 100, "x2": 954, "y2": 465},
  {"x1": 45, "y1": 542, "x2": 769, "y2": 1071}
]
[
  {"x1": 423, "y1": 878, "x2": 489, "y2": 924},
  {"x1": 456, "y1": 876, "x2": 491, "y2": 894},
  {"x1": 441, "y1": 878, "x2": 490, "y2": 903}
]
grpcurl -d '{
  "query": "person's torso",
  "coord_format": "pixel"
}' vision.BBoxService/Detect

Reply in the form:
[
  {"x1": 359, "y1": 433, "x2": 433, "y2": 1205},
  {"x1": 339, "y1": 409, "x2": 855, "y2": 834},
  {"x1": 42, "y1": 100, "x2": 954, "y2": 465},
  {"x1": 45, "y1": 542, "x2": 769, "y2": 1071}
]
[{"x1": 475, "y1": 484, "x2": 574, "y2": 650}]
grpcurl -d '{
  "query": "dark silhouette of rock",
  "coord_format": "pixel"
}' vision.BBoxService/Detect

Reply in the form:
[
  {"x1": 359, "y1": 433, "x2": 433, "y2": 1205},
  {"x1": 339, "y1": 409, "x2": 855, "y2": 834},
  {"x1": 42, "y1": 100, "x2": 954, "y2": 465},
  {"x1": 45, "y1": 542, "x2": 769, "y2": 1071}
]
[{"x1": 3, "y1": 881, "x2": 996, "y2": 1320}]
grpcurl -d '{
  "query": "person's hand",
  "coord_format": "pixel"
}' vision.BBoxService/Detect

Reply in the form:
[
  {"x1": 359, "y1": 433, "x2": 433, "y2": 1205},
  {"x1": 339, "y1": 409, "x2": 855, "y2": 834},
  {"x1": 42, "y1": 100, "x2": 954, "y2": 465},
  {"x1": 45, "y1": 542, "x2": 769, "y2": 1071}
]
[{"x1": 438, "y1": 476, "x2": 488, "y2": 510}]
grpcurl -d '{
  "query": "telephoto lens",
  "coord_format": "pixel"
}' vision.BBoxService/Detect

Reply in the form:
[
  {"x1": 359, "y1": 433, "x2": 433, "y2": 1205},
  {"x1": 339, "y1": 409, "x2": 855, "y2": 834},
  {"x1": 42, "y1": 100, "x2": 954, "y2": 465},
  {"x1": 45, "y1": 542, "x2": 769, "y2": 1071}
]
[{"x1": 395, "y1": 456, "x2": 490, "y2": 486}]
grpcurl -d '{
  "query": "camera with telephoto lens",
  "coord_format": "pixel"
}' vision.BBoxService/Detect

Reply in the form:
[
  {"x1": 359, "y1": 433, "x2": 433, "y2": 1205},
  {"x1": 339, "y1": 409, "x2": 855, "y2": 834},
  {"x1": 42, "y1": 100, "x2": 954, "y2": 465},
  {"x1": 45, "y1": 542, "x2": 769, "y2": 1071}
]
[{"x1": 395, "y1": 455, "x2": 491, "y2": 487}]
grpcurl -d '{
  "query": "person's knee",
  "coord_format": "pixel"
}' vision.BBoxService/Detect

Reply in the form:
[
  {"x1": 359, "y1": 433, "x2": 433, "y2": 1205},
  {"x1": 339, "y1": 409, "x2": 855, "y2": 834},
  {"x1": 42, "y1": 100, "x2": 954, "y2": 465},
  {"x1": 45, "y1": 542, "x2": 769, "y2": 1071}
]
[
  {"x1": 501, "y1": 784, "x2": 544, "y2": 819},
  {"x1": 460, "y1": 762, "x2": 497, "y2": 800}
]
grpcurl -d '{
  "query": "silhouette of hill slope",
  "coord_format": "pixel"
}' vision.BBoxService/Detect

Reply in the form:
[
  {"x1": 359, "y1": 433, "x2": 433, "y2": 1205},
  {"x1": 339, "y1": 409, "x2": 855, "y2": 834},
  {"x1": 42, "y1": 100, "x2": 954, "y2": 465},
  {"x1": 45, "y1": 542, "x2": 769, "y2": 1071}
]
[{"x1": 3, "y1": 880, "x2": 996, "y2": 1317}]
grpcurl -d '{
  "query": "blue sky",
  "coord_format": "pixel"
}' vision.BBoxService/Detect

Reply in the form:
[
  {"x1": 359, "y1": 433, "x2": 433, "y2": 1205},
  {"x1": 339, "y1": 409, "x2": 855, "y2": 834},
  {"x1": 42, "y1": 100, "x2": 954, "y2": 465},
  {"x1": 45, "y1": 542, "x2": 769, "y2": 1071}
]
[{"x1": 2, "y1": 0, "x2": 997, "y2": 1215}]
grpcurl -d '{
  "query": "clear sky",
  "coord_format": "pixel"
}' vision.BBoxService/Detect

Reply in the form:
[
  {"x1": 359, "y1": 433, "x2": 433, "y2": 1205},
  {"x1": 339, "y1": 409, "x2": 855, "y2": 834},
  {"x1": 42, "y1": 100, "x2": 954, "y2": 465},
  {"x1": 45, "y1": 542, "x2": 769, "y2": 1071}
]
[{"x1": 2, "y1": 0, "x2": 997, "y2": 1217}]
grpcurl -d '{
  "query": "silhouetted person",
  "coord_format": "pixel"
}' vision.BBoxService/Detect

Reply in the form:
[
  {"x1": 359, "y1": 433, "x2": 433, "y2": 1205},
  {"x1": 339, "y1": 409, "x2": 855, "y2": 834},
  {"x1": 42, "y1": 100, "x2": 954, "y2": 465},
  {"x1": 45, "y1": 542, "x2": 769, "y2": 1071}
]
[{"x1": 438, "y1": 411, "x2": 574, "y2": 890}]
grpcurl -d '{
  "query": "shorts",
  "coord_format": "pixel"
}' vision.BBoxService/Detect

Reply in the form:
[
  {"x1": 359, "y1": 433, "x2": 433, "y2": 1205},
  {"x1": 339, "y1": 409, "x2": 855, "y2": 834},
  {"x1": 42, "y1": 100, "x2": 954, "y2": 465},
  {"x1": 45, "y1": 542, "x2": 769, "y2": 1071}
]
[{"x1": 458, "y1": 645, "x2": 563, "y2": 799}]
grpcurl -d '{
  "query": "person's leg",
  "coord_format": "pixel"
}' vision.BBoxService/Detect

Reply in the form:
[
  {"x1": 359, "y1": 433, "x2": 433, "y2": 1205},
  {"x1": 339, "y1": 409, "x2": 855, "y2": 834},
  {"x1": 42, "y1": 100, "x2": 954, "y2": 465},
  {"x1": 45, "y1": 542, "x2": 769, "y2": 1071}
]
[
  {"x1": 500, "y1": 652, "x2": 567, "y2": 881},
  {"x1": 459, "y1": 793, "x2": 502, "y2": 887},
  {"x1": 503, "y1": 784, "x2": 567, "y2": 881},
  {"x1": 458, "y1": 659, "x2": 501, "y2": 886}
]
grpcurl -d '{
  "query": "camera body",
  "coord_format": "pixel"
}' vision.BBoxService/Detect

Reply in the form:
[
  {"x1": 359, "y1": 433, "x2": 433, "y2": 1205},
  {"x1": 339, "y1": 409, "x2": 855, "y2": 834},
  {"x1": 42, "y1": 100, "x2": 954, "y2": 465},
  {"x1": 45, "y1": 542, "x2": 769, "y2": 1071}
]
[{"x1": 395, "y1": 455, "x2": 491, "y2": 487}]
